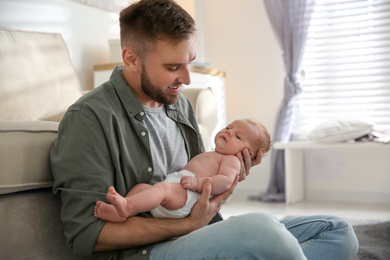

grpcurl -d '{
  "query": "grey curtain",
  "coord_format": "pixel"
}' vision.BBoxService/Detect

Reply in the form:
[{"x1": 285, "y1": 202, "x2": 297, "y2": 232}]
[{"x1": 253, "y1": 0, "x2": 316, "y2": 202}]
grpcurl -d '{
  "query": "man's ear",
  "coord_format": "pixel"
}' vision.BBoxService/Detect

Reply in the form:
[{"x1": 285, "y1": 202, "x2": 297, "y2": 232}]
[{"x1": 122, "y1": 47, "x2": 139, "y2": 73}]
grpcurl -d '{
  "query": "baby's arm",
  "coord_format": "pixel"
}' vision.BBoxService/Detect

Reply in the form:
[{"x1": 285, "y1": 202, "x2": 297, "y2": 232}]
[
  {"x1": 181, "y1": 155, "x2": 240, "y2": 195},
  {"x1": 207, "y1": 156, "x2": 240, "y2": 195}
]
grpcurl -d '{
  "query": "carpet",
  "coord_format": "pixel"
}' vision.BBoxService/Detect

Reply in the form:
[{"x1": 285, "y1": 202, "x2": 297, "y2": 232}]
[{"x1": 352, "y1": 220, "x2": 390, "y2": 260}]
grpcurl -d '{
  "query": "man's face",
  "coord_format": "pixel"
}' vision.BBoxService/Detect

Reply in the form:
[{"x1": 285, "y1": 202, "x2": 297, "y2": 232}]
[{"x1": 140, "y1": 36, "x2": 196, "y2": 106}]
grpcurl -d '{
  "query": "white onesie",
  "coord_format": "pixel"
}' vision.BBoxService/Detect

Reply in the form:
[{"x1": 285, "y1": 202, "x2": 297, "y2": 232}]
[{"x1": 151, "y1": 170, "x2": 201, "y2": 218}]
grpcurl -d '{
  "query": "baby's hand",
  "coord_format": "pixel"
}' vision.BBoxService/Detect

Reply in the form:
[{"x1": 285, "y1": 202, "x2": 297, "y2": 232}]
[{"x1": 181, "y1": 176, "x2": 198, "y2": 191}]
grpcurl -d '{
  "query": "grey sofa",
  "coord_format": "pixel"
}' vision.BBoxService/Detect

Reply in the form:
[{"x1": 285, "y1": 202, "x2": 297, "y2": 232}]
[{"x1": 0, "y1": 27, "x2": 82, "y2": 259}]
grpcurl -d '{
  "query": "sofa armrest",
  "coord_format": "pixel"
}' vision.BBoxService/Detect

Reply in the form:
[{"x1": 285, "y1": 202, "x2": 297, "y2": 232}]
[
  {"x1": 197, "y1": 124, "x2": 211, "y2": 152},
  {"x1": 0, "y1": 121, "x2": 58, "y2": 195},
  {"x1": 182, "y1": 88, "x2": 218, "y2": 151}
]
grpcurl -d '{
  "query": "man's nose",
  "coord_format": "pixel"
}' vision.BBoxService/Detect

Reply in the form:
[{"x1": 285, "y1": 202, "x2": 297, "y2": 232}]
[{"x1": 178, "y1": 64, "x2": 191, "y2": 85}]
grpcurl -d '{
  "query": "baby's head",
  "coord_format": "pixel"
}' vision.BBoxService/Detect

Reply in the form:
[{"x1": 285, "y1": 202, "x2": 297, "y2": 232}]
[
  {"x1": 244, "y1": 118, "x2": 271, "y2": 158},
  {"x1": 214, "y1": 118, "x2": 271, "y2": 159}
]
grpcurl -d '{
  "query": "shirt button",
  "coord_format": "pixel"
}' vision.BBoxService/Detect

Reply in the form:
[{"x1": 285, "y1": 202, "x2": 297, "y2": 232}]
[
  {"x1": 142, "y1": 249, "x2": 147, "y2": 255},
  {"x1": 148, "y1": 167, "x2": 152, "y2": 172},
  {"x1": 140, "y1": 111, "x2": 145, "y2": 116},
  {"x1": 141, "y1": 131, "x2": 146, "y2": 136}
]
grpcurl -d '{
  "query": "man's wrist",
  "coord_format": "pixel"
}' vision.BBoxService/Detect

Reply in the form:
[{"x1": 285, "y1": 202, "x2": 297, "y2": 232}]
[{"x1": 183, "y1": 213, "x2": 205, "y2": 233}]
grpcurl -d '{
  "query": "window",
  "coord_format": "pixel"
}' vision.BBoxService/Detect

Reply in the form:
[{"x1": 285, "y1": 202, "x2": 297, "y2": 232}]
[{"x1": 294, "y1": 0, "x2": 390, "y2": 139}]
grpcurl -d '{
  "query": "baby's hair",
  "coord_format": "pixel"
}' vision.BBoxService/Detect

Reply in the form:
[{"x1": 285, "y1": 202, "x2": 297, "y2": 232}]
[{"x1": 243, "y1": 118, "x2": 272, "y2": 156}]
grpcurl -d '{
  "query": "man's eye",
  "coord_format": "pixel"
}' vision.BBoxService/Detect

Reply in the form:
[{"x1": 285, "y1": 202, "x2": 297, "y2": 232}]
[{"x1": 167, "y1": 66, "x2": 179, "y2": 71}]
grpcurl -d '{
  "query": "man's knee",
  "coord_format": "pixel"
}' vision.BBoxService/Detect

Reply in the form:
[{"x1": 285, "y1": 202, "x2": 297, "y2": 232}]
[
  {"x1": 226, "y1": 213, "x2": 306, "y2": 260},
  {"x1": 328, "y1": 215, "x2": 359, "y2": 259},
  {"x1": 284, "y1": 215, "x2": 358, "y2": 260}
]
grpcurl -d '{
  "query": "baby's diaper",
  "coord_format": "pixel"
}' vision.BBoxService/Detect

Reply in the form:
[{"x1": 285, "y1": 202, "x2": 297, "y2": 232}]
[{"x1": 151, "y1": 170, "x2": 201, "y2": 218}]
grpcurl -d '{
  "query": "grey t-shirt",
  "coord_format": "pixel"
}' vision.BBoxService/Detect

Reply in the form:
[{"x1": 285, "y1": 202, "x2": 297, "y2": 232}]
[{"x1": 143, "y1": 105, "x2": 187, "y2": 184}]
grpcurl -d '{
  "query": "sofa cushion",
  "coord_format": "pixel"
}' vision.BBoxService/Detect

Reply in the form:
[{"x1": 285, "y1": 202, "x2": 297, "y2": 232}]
[
  {"x1": 0, "y1": 121, "x2": 58, "y2": 195},
  {"x1": 0, "y1": 27, "x2": 82, "y2": 121}
]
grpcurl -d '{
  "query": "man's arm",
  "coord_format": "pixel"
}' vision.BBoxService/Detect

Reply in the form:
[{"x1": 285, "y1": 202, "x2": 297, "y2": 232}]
[
  {"x1": 94, "y1": 176, "x2": 238, "y2": 251},
  {"x1": 94, "y1": 216, "x2": 193, "y2": 251}
]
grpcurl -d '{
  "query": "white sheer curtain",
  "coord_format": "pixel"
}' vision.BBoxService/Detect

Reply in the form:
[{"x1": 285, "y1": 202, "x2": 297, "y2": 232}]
[{"x1": 253, "y1": 0, "x2": 316, "y2": 202}]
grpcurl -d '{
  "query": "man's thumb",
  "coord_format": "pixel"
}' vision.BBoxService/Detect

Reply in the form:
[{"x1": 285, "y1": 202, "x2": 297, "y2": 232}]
[{"x1": 200, "y1": 177, "x2": 212, "y2": 199}]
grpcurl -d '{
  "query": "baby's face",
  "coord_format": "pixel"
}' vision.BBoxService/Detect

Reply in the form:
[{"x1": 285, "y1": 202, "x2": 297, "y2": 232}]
[{"x1": 214, "y1": 119, "x2": 260, "y2": 156}]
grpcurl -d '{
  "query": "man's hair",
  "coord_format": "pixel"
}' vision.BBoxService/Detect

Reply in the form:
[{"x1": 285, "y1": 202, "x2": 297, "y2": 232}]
[
  {"x1": 119, "y1": 0, "x2": 196, "y2": 60},
  {"x1": 243, "y1": 118, "x2": 272, "y2": 156}
]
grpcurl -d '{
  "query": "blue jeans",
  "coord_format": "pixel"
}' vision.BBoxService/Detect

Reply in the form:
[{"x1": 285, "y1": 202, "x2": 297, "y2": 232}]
[{"x1": 150, "y1": 213, "x2": 358, "y2": 260}]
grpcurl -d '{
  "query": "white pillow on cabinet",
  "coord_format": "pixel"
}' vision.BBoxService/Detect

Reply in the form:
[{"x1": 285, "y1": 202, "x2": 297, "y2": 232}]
[{"x1": 308, "y1": 119, "x2": 373, "y2": 143}]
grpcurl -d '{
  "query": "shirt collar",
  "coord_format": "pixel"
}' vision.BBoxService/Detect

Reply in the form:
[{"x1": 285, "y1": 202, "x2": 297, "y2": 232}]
[{"x1": 110, "y1": 65, "x2": 144, "y2": 117}]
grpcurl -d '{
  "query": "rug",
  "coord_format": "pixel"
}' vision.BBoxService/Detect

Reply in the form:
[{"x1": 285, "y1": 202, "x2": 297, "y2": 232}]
[{"x1": 352, "y1": 221, "x2": 390, "y2": 260}]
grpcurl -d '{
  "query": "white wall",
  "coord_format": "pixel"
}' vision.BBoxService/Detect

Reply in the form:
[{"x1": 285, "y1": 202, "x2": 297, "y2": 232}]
[
  {"x1": 0, "y1": 0, "x2": 283, "y2": 196},
  {"x1": 198, "y1": 0, "x2": 390, "y2": 204},
  {"x1": 0, "y1": 0, "x2": 120, "y2": 90},
  {"x1": 2, "y1": 0, "x2": 387, "y2": 203},
  {"x1": 200, "y1": 0, "x2": 284, "y2": 196}
]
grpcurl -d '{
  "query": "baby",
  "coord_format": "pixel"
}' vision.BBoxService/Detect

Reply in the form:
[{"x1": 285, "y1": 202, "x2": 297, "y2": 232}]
[{"x1": 95, "y1": 118, "x2": 271, "y2": 221}]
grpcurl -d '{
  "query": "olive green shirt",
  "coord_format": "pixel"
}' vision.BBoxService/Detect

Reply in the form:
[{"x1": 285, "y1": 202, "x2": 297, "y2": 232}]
[{"x1": 50, "y1": 66, "x2": 220, "y2": 259}]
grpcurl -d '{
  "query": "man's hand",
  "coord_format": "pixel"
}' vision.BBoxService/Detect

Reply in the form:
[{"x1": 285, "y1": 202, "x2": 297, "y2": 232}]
[
  {"x1": 186, "y1": 175, "x2": 239, "y2": 231},
  {"x1": 236, "y1": 148, "x2": 263, "y2": 181}
]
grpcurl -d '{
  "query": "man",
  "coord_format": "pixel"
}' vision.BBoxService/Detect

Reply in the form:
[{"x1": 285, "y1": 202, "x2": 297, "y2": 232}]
[{"x1": 50, "y1": 0, "x2": 358, "y2": 259}]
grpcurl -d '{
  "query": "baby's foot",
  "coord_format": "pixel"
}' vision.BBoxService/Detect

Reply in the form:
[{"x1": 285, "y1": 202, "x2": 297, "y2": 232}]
[
  {"x1": 94, "y1": 201, "x2": 126, "y2": 223},
  {"x1": 106, "y1": 186, "x2": 133, "y2": 218}
]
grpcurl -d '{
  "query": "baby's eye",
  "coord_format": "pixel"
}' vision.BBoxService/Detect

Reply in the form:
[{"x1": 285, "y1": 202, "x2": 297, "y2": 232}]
[{"x1": 236, "y1": 135, "x2": 241, "y2": 140}]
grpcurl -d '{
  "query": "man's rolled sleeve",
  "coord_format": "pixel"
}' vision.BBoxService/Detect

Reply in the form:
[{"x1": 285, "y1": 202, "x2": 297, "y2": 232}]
[
  {"x1": 51, "y1": 106, "x2": 115, "y2": 254},
  {"x1": 72, "y1": 218, "x2": 105, "y2": 256}
]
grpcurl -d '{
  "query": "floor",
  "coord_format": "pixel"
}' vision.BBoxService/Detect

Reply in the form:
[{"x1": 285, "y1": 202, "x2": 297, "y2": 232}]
[{"x1": 219, "y1": 192, "x2": 390, "y2": 225}]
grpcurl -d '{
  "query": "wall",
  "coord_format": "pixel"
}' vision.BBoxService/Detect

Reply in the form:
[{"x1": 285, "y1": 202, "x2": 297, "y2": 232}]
[
  {"x1": 2, "y1": 0, "x2": 386, "y2": 203},
  {"x1": 200, "y1": 0, "x2": 284, "y2": 196},
  {"x1": 199, "y1": 0, "x2": 390, "y2": 204},
  {"x1": 0, "y1": 0, "x2": 283, "y2": 197},
  {"x1": 0, "y1": 0, "x2": 120, "y2": 90}
]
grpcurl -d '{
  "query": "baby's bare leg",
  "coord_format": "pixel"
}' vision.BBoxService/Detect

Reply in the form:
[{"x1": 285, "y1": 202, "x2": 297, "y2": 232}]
[
  {"x1": 107, "y1": 182, "x2": 188, "y2": 218},
  {"x1": 94, "y1": 201, "x2": 126, "y2": 222},
  {"x1": 95, "y1": 184, "x2": 152, "y2": 222},
  {"x1": 106, "y1": 186, "x2": 134, "y2": 218}
]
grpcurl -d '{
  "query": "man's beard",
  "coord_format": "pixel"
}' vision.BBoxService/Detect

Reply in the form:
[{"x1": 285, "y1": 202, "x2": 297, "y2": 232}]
[{"x1": 140, "y1": 65, "x2": 181, "y2": 105}]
